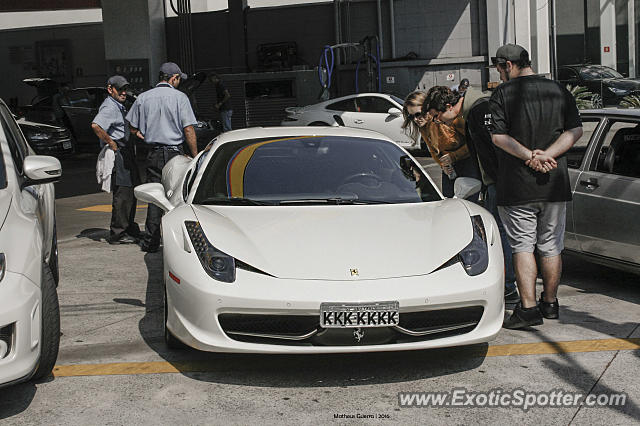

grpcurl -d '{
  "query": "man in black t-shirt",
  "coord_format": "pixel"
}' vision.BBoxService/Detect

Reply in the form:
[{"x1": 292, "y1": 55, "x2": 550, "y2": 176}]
[
  {"x1": 209, "y1": 73, "x2": 232, "y2": 132},
  {"x1": 489, "y1": 44, "x2": 583, "y2": 329}
]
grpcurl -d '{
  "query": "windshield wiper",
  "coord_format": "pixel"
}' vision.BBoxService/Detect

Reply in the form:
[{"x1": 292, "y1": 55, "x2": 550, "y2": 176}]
[
  {"x1": 279, "y1": 198, "x2": 392, "y2": 205},
  {"x1": 199, "y1": 197, "x2": 272, "y2": 206}
]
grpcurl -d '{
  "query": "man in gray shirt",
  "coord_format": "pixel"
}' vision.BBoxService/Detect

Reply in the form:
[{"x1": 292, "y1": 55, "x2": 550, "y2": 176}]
[
  {"x1": 127, "y1": 62, "x2": 198, "y2": 252},
  {"x1": 91, "y1": 75, "x2": 140, "y2": 245}
]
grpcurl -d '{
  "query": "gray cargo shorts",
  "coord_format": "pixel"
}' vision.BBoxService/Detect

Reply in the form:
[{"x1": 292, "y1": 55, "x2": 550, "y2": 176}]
[{"x1": 498, "y1": 201, "x2": 567, "y2": 257}]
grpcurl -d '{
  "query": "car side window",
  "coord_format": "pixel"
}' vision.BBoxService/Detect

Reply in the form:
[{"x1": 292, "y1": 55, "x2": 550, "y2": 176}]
[
  {"x1": 67, "y1": 89, "x2": 93, "y2": 108},
  {"x1": 594, "y1": 119, "x2": 640, "y2": 178},
  {"x1": 326, "y1": 99, "x2": 357, "y2": 112},
  {"x1": 0, "y1": 142, "x2": 6, "y2": 189},
  {"x1": 183, "y1": 169, "x2": 192, "y2": 200},
  {"x1": 567, "y1": 118, "x2": 600, "y2": 169},
  {"x1": 0, "y1": 103, "x2": 29, "y2": 174},
  {"x1": 356, "y1": 97, "x2": 394, "y2": 114},
  {"x1": 558, "y1": 68, "x2": 578, "y2": 83}
]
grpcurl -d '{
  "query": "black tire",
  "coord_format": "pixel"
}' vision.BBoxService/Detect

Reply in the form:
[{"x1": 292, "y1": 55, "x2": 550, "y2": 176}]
[
  {"x1": 32, "y1": 264, "x2": 60, "y2": 381},
  {"x1": 49, "y1": 222, "x2": 59, "y2": 286},
  {"x1": 164, "y1": 285, "x2": 187, "y2": 350},
  {"x1": 309, "y1": 121, "x2": 330, "y2": 126}
]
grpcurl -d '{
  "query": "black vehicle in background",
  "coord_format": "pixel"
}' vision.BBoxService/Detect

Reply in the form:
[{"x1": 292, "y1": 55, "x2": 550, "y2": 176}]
[
  {"x1": 19, "y1": 79, "x2": 135, "y2": 153},
  {"x1": 20, "y1": 77, "x2": 219, "y2": 153},
  {"x1": 558, "y1": 64, "x2": 640, "y2": 108},
  {"x1": 15, "y1": 115, "x2": 75, "y2": 157}
]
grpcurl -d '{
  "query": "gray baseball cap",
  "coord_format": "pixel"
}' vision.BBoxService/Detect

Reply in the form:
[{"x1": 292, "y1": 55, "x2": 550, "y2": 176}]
[
  {"x1": 107, "y1": 75, "x2": 129, "y2": 90},
  {"x1": 491, "y1": 44, "x2": 530, "y2": 66},
  {"x1": 159, "y1": 62, "x2": 188, "y2": 80}
]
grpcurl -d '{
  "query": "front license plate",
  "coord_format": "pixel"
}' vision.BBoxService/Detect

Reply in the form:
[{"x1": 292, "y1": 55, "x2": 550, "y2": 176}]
[
  {"x1": 62, "y1": 140, "x2": 72, "y2": 149},
  {"x1": 320, "y1": 301, "x2": 399, "y2": 328}
]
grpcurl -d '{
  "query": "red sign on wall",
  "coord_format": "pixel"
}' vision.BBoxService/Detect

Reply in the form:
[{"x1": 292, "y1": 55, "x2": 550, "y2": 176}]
[{"x1": 604, "y1": 46, "x2": 611, "y2": 52}]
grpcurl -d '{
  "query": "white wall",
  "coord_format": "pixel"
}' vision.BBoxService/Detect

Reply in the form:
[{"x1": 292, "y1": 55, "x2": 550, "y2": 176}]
[{"x1": 0, "y1": 9, "x2": 102, "y2": 31}]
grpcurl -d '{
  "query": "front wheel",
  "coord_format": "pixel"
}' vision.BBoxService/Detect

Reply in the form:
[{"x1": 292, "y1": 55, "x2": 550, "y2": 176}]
[
  {"x1": 591, "y1": 93, "x2": 603, "y2": 109},
  {"x1": 31, "y1": 264, "x2": 60, "y2": 380}
]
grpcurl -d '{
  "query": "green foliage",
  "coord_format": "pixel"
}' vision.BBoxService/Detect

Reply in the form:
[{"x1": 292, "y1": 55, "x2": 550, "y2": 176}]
[
  {"x1": 619, "y1": 94, "x2": 640, "y2": 109},
  {"x1": 567, "y1": 85, "x2": 597, "y2": 109}
]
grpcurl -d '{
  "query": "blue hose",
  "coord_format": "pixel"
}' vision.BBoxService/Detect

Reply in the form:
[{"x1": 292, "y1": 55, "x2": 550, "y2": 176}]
[{"x1": 318, "y1": 45, "x2": 334, "y2": 90}]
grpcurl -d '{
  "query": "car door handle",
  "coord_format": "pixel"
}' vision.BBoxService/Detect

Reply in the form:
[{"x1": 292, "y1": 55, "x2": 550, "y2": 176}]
[
  {"x1": 354, "y1": 119, "x2": 364, "y2": 124},
  {"x1": 579, "y1": 178, "x2": 599, "y2": 188}
]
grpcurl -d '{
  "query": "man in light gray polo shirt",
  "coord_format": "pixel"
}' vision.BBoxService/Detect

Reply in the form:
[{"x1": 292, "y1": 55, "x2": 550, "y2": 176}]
[
  {"x1": 91, "y1": 75, "x2": 140, "y2": 245},
  {"x1": 127, "y1": 62, "x2": 198, "y2": 253}
]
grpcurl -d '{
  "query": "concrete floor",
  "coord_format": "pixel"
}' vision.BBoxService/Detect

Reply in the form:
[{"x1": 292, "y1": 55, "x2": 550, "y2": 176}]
[{"x1": 0, "y1": 156, "x2": 638, "y2": 425}]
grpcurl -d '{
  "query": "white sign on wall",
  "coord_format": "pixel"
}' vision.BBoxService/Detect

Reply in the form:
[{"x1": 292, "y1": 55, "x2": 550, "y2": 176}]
[
  {"x1": 386, "y1": 76, "x2": 395, "y2": 84},
  {"x1": 446, "y1": 73, "x2": 455, "y2": 81}
]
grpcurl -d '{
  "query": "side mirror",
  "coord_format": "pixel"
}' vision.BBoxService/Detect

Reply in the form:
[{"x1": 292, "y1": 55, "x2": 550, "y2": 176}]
[
  {"x1": 134, "y1": 183, "x2": 174, "y2": 212},
  {"x1": 454, "y1": 177, "x2": 482, "y2": 199},
  {"x1": 22, "y1": 155, "x2": 61, "y2": 188},
  {"x1": 388, "y1": 107, "x2": 402, "y2": 116}
]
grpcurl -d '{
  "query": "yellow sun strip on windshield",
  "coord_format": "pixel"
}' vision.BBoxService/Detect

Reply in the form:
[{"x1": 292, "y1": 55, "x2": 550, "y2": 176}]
[
  {"x1": 77, "y1": 205, "x2": 147, "y2": 212},
  {"x1": 51, "y1": 338, "x2": 640, "y2": 378},
  {"x1": 227, "y1": 136, "x2": 318, "y2": 197}
]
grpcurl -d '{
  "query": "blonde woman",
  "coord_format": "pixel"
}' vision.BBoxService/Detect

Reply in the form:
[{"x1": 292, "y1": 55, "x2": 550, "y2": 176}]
[{"x1": 401, "y1": 91, "x2": 429, "y2": 148}]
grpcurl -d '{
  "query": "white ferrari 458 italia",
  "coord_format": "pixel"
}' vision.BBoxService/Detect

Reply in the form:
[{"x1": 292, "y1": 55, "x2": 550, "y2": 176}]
[{"x1": 135, "y1": 127, "x2": 504, "y2": 353}]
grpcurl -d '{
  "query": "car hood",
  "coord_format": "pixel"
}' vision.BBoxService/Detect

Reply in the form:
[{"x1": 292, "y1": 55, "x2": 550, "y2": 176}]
[
  {"x1": 191, "y1": 199, "x2": 472, "y2": 280},
  {"x1": 602, "y1": 78, "x2": 640, "y2": 91},
  {"x1": 0, "y1": 191, "x2": 11, "y2": 231},
  {"x1": 16, "y1": 118, "x2": 63, "y2": 132}
]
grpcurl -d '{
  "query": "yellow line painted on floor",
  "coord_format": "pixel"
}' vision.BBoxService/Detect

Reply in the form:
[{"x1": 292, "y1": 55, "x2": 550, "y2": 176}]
[
  {"x1": 77, "y1": 204, "x2": 148, "y2": 212},
  {"x1": 52, "y1": 338, "x2": 640, "y2": 378}
]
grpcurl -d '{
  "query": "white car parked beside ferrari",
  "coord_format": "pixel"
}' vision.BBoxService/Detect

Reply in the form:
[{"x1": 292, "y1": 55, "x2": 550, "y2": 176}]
[
  {"x1": 0, "y1": 99, "x2": 61, "y2": 387},
  {"x1": 281, "y1": 93, "x2": 423, "y2": 151},
  {"x1": 135, "y1": 126, "x2": 504, "y2": 354}
]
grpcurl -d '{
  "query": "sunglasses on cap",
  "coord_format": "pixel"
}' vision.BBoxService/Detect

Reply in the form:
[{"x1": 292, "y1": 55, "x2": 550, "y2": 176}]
[{"x1": 490, "y1": 56, "x2": 508, "y2": 67}]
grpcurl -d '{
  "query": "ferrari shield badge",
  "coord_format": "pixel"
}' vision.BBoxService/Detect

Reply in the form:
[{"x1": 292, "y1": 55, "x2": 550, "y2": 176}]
[
  {"x1": 350, "y1": 268, "x2": 359, "y2": 277},
  {"x1": 354, "y1": 327, "x2": 365, "y2": 342}
]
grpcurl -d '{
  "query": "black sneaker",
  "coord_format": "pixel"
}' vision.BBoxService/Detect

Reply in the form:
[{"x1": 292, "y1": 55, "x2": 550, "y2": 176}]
[
  {"x1": 108, "y1": 235, "x2": 138, "y2": 245},
  {"x1": 504, "y1": 287, "x2": 520, "y2": 304},
  {"x1": 538, "y1": 292, "x2": 559, "y2": 319},
  {"x1": 503, "y1": 303, "x2": 544, "y2": 329}
]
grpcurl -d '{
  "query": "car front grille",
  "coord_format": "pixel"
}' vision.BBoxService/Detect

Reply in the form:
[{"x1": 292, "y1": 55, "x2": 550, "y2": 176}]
[
  {"x1": 218, "y1": 314, "x2": 318, "y2": 337},
  {"x1": 0, "y1": 323, "x2": 15, "y2": 360},
  {"x1": 218, "y1": 306, "x2": 484, "y2": 346}
]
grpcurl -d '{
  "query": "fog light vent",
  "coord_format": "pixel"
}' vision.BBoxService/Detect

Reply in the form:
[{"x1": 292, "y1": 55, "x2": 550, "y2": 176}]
[{"x1": 0, "y1": 323, "x2": 14, "y2": 359}]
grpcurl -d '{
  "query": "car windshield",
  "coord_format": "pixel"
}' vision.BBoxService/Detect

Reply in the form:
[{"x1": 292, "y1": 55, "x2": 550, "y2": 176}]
[
  {"x1": 193, "y1": 135, "x2": 440, "y2": 205},
  {"x1": 391, "y1": 95, "x2": 404, "y2": 105},
  {"x1": 579, "y1": 66, "x2": 623, "y2": 80}
]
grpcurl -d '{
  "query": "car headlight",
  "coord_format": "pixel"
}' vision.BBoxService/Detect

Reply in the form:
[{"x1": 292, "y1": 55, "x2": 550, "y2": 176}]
[
  {"x1": 459, "y1": 215, "x2": 489, "y2": 276},
  {"x1": 184, "y1": 221, "x2": 235, "y2": 283},
  {"x1": 0, "y1": 254, "x2": 5, "y2": 283},
  {"x1": 25, "y1": 131, "x2": 52, "y2": 141},
  {"x1": 609, "y1": 87, "x2": 629, "y2": 95}
]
